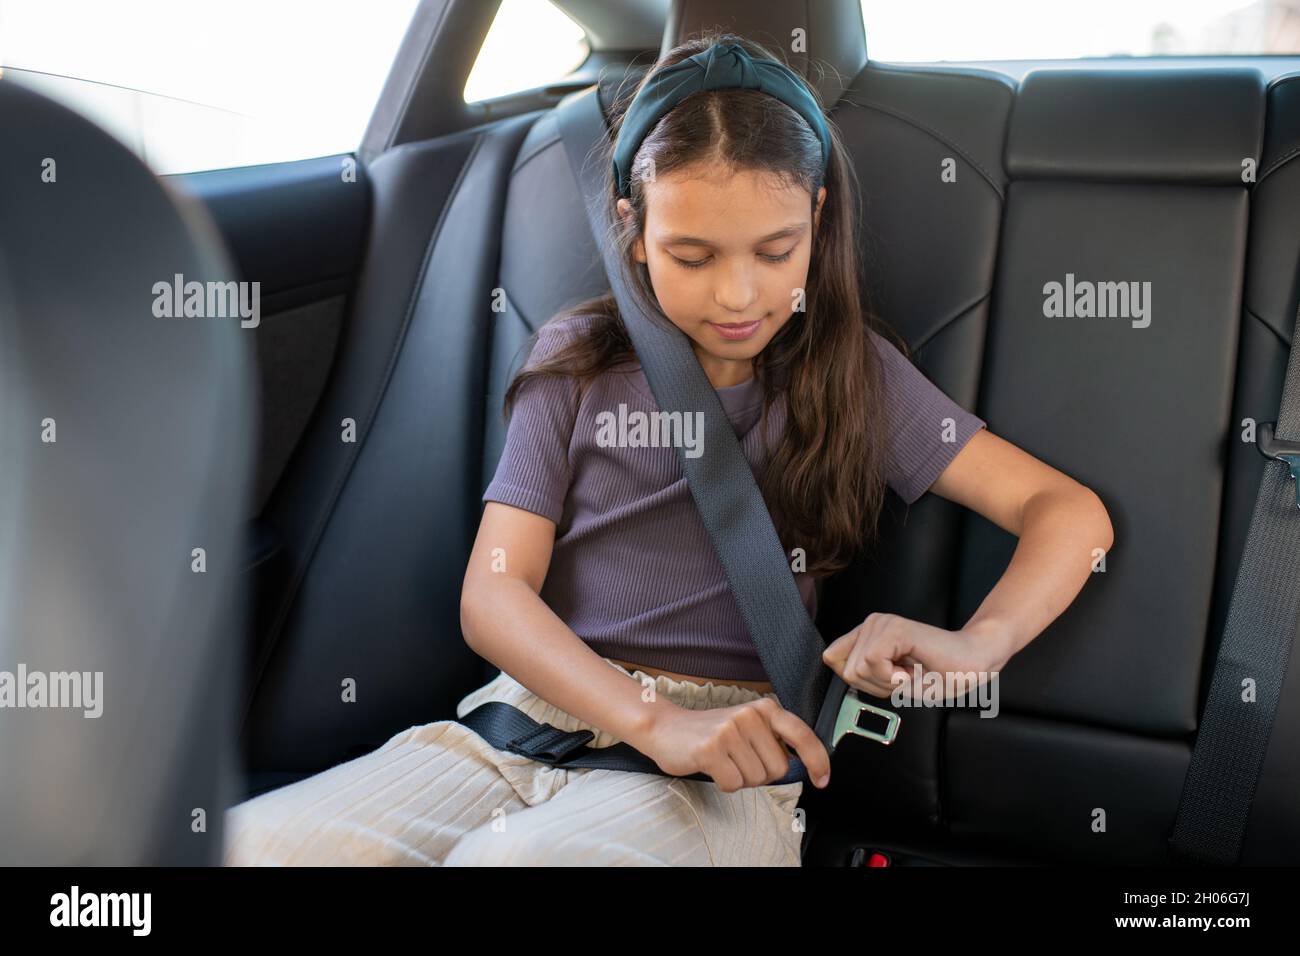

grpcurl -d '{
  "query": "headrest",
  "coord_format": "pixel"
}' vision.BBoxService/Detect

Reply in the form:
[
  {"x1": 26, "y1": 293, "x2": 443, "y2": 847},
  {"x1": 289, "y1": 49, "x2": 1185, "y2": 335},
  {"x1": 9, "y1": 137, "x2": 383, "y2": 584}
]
[
  {"x1": 660, "y1": 0, "x2": 867, "y2": 109},
  {"x1": 1262, "y1": 72, "x2": 1300, "y2": 176},
  {"x1": 1007, "y1": 69, "x2": 1265, "y2": 185}
]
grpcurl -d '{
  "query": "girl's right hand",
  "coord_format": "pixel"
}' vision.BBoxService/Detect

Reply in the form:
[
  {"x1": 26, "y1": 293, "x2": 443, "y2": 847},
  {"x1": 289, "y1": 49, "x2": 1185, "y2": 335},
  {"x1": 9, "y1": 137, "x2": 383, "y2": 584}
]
[{"x1": 640, "y1": 698, "x2": 830, "y2": 792}]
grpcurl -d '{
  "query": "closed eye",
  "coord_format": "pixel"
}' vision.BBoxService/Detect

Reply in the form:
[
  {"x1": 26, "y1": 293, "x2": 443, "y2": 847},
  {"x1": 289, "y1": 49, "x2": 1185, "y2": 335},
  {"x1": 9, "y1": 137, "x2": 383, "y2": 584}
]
[{"x1": 669, "y1": 248, "x2": 795, "y2": 270}]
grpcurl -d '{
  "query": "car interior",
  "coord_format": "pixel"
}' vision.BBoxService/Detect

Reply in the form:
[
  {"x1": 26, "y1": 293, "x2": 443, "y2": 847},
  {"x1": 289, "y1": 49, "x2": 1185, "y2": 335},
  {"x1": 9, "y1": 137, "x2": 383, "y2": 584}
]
[{"x1": 2, "y1": 0, "x2": 1298, "y2": 867}]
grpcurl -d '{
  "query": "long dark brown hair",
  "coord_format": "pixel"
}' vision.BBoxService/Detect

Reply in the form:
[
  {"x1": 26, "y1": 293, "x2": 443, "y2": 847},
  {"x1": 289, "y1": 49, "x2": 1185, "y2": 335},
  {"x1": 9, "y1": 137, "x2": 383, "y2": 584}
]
[{"x1": 501, "y1": 32, "x2": 908, "y2": 577}]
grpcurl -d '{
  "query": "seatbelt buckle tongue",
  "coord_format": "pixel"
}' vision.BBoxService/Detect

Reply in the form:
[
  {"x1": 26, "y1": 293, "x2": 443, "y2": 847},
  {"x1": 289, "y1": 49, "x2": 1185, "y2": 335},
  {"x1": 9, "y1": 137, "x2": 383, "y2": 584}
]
[
  {"x1": 833, "y1": 687, "x2": 901, "y2": 748},
  {"x1": 1257, "y1": 421, "x2": 1300, "y2": 509},
  {"x1": 503, "y1": 724, "x2": 595, "y2": 763},
  {"x1": 815, "y1": 674, "x2": 901, "y2": 756}
]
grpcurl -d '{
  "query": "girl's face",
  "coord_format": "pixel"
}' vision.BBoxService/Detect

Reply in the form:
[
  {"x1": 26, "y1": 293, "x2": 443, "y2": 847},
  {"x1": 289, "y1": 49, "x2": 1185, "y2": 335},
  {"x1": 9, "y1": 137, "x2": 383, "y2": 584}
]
[{"x1": 617, "y1": 165, "x2": 826, "y2": 389}]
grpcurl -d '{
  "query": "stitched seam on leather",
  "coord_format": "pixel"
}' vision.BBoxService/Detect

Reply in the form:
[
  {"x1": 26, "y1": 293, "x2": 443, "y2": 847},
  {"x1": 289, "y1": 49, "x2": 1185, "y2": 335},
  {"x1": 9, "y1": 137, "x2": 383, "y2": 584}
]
[
  {"x1": 242, "y1": 133, "x2": 488, "y2": 728},
  {"x1": 860, "y1": 60, "x2": 1018, "y2": 95},
  {"x1": 836, "y1": 97, "x2": 1006, "y2": 200},
  {"x1": 242, "y1": 545, "x2": 281, "y2": 576},
  {"x1": 913, "y1": 292, "x2": 992, "y2": 352},
  {"x1": 512, "y1": 129, "x2": 563, "y2": 177},
  {"x1": 497, "y1": 283, "x2": 535, "y2": 334},
  {"x1": 1258, "y1": 143, "x2": 1300, "y2": 185}
]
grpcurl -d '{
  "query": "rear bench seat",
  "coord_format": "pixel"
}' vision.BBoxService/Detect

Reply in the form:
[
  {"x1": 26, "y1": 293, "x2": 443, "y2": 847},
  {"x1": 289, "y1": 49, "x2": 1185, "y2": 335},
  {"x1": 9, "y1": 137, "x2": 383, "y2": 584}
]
[
  {"x1": 236, "y1": 0, "x2": 1300, "y2": 863},
  {"x1": 817, "y1": 63, "x2": 1300, "y2": 864}
]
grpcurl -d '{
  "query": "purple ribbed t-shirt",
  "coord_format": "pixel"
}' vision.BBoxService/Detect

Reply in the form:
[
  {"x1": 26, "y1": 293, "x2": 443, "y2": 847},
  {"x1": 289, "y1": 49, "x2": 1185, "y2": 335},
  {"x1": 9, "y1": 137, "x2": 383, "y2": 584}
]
[{"x1": 482, "y1": 313, "x2": 987, "y2": 681}]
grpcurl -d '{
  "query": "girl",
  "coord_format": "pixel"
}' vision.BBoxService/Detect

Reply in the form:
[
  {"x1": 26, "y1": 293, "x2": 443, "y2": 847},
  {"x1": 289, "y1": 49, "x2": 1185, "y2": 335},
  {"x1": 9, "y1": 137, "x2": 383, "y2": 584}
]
[{"x1": 224, "y1": 34, "x2": 1113, "y2": 867}]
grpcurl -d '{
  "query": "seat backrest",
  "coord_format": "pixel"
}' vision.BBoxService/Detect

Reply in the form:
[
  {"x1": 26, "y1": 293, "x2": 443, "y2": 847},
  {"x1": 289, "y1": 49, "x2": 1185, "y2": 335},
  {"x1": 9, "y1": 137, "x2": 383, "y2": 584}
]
[
  {"x1": 0, "y1": 82, "x2": 255, "y2": 864},
  {"x1": 240, "y1": 111, "x2": 542, "y2": 775},
  {"x1": 815, "y1": 56, "x2": 1018, "y2": 835},
  {"x1": 824, "y1": 58, "x2": 1300, "y2": 863},
  {"x1": 952, "y1": 68, "x2": 1267, "y2": 864}
]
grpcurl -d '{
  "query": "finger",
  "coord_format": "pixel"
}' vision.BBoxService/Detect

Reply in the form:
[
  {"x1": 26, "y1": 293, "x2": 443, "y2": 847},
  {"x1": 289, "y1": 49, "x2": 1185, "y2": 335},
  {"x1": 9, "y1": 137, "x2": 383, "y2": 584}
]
[
  {"x1": 862, "y1": 629, "x2": 903, "y2": 688},
  {"x1": 845, "y1": 628, "x2": 894, "y2": 688},
  {"x1": 847, "y1": 653, "x2": 907, "y2": 698},
  {"x1": 768, "y1": 708, "x2": 831, "y2": 786},
  {"x1": 855, "y1": 675, "x2": 898, "y2": 699},
  {"x1": 710, "y1": 755, "x2": 745, "y2": 794},
  {"x1": 723, "y1": 712, "x2": 773, "y2": 788},
  {"x1": 734, "y1": 703, "x2": 794, "y2": 785},
  {"x1": 890, "y1": 662, "x2": 921, "y2": 700},
  {"x1": 749, "y1": 711, "x2": 797, "y2": 783},
  {"x1": 821, "y1": 629, "x2": 858, "y2": 670},
  {"x1": 893, "y1": 655, "x2": 922, "y2": 690},
  {"x1": 746, "y1": 700, "x2": 804, "y2": 781}
]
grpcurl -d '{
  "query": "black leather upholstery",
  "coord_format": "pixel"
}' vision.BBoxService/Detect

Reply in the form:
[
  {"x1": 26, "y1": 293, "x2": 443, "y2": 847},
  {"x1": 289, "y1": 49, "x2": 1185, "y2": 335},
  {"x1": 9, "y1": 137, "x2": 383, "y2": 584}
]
[
  {"x1": 822, "y1": 59, "x2": 1299, "y2": 864},
  {"x1": 236, "y1": 0, "x2": 1300, "y2": 863},
  {"x1": 819, "y1": 58, "x2": 1016, "y2": 837},
  {"x1": 1005, "y1": 69, "x2": 1264, "y2": 183},
  {"x1": 241, "y1": 114, "x2": 541, "y2": 774},
  {"x1": 0, "y1": 82, "x2": 256, "y2": 864}
]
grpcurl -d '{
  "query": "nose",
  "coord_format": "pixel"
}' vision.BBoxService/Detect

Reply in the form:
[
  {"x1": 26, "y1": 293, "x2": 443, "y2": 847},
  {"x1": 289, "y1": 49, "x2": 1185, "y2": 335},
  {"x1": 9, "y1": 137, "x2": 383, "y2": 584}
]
[{"x1": 712, "y1": 258, "x2": 759, "y2": 315}]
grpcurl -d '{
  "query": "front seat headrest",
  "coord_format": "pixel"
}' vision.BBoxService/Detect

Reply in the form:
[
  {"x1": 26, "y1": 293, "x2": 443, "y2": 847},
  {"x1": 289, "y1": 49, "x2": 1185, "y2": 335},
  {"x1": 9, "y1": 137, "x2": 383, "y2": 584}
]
[{"x1": 0, "y1": 80, "x2": 256, "y2": 864}]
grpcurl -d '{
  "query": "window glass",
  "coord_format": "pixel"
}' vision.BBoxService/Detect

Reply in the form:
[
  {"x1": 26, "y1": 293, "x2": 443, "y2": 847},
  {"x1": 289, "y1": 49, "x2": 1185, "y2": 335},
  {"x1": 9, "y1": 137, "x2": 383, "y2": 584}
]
[
  {"x1": 464, "y1": 0, "x2": 589, "y2": 102},
  {"x1": 861, "y1": 0, "x2": 1300, "y2": 61},
  {"x1": 0, "y1": 0, "x2": 421, "y2": 174}
]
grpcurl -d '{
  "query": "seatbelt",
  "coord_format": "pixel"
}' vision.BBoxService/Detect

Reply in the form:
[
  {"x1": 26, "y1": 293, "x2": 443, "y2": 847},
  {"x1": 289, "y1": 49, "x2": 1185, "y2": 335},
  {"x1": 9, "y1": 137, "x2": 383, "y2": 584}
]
[
  {"x1": 1168, "y1": 292, "x2": 1300, "y2": 865},
  {"x1": 456, "y1": 84, "x2": 899, "y2": 786}
]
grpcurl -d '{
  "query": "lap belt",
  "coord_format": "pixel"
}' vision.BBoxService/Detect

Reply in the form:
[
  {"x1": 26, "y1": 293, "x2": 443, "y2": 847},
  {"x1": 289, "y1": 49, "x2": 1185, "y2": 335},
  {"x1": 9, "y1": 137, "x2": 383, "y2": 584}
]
[
  {"x1": 458, "y1": 701, "x2": 715, "y2": 781},
  {"x1": 455, "y1": 83, "x2": 900, "y2": 786}
]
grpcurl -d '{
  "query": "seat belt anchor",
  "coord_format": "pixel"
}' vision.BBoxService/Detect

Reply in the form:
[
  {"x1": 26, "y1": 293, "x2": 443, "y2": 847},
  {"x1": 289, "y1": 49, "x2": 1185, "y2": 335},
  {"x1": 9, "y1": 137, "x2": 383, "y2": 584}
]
[{"x1": 1257, "y1": 421, "x2": 1300, "y2": 509}]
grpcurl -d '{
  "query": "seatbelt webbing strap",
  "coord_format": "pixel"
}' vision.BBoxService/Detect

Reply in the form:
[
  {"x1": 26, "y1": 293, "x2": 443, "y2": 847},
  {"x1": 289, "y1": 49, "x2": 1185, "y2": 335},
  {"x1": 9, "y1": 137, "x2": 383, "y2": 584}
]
[
  {"x1": 1169, "y1": 294, "x2": 1300, "y2": 865},
  {"x1": 457, "y1": 701, "x2": 716, "y2": 781}
]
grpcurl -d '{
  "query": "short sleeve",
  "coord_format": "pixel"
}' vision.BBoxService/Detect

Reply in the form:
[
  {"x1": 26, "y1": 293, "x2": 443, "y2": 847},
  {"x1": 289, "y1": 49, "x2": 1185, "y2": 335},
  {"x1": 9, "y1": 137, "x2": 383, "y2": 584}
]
[
  {"x1": 871, "y1": 329, "x2": 987, "y2": 505},
  {"x1": 482, "y1": 323, "x2": 583, "y2": 524}
]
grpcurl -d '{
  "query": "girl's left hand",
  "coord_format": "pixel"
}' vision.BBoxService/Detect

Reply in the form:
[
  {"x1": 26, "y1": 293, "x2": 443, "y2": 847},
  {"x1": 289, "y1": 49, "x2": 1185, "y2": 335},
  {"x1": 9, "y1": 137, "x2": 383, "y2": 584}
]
[{"x1": 822, "y1": 612, "x2": 1008, "y2": 700}]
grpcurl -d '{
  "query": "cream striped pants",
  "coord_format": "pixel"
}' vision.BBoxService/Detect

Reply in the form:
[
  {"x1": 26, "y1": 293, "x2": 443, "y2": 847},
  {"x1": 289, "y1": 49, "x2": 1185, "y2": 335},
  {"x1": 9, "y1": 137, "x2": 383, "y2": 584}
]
[{"x1": 222, "y1": 658, "x2": 806, "y2": 866}]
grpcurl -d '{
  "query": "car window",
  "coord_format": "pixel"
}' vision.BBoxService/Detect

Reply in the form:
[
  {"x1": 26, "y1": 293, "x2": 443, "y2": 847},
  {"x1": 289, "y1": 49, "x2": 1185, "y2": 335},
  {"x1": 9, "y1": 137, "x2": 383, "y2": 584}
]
[
  {"x1": 463, "y1": 0, "x2": 589, "y2": 102},
  {"x1": 861, "y1": 0, "x2": 1300, "y2": 61},
  {"x1": 0, "y1": 0, "x2": 420, "y2": 174}
]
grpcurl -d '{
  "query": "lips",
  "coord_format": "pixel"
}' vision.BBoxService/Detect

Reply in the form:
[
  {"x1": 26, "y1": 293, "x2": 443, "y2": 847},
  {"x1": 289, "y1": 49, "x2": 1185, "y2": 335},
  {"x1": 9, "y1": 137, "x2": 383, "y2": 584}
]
[{"x1": 709, "y1": 318, "x2": 762, "y2": 341}]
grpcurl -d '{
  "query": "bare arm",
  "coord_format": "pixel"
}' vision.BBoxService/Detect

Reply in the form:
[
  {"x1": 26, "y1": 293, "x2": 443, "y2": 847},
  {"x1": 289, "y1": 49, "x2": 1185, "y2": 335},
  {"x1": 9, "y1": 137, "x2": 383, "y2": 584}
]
[
  {"x1": 459, "y1": 501, "x2": 674, "y2": 750},
  {"x1": 930, "y1": 429, "x2": 1116, "y2": 668},
  {"x1": 824, "y1": 429, "x2": 1116, "y2": 699}
]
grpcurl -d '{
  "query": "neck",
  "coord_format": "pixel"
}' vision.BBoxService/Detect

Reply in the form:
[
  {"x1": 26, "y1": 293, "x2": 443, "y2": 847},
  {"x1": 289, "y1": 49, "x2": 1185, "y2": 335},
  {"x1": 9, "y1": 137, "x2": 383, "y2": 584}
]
[{"x1": 695, "y1": 351, "x2": 754, "y2": 389}]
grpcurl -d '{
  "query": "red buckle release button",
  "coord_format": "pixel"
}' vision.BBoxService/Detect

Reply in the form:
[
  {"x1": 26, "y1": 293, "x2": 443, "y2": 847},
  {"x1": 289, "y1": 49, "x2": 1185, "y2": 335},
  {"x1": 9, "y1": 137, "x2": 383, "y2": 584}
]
[{"x1": 867, "y1": 851, "x2": 891, "y2": 867}]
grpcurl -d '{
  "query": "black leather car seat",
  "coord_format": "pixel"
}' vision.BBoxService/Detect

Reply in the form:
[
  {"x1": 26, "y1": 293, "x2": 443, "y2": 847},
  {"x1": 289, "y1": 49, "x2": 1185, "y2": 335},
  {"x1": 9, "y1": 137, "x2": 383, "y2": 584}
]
[{"x1": 0, "y1": 81, "x2": 256, "y2": 864}]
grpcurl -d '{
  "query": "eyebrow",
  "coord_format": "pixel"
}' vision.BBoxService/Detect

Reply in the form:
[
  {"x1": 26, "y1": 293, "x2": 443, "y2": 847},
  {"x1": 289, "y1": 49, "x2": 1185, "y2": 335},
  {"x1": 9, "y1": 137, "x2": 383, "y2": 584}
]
[{"x1": 661, "y1": 222, "x2": 807, "y2": 248}]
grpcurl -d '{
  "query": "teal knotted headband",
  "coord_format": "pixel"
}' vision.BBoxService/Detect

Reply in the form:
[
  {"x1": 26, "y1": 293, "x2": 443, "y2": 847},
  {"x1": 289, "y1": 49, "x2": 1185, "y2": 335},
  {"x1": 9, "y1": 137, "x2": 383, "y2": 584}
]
[{"x1": 612, "y1": 40, "x2": 832, "y2": 198}]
